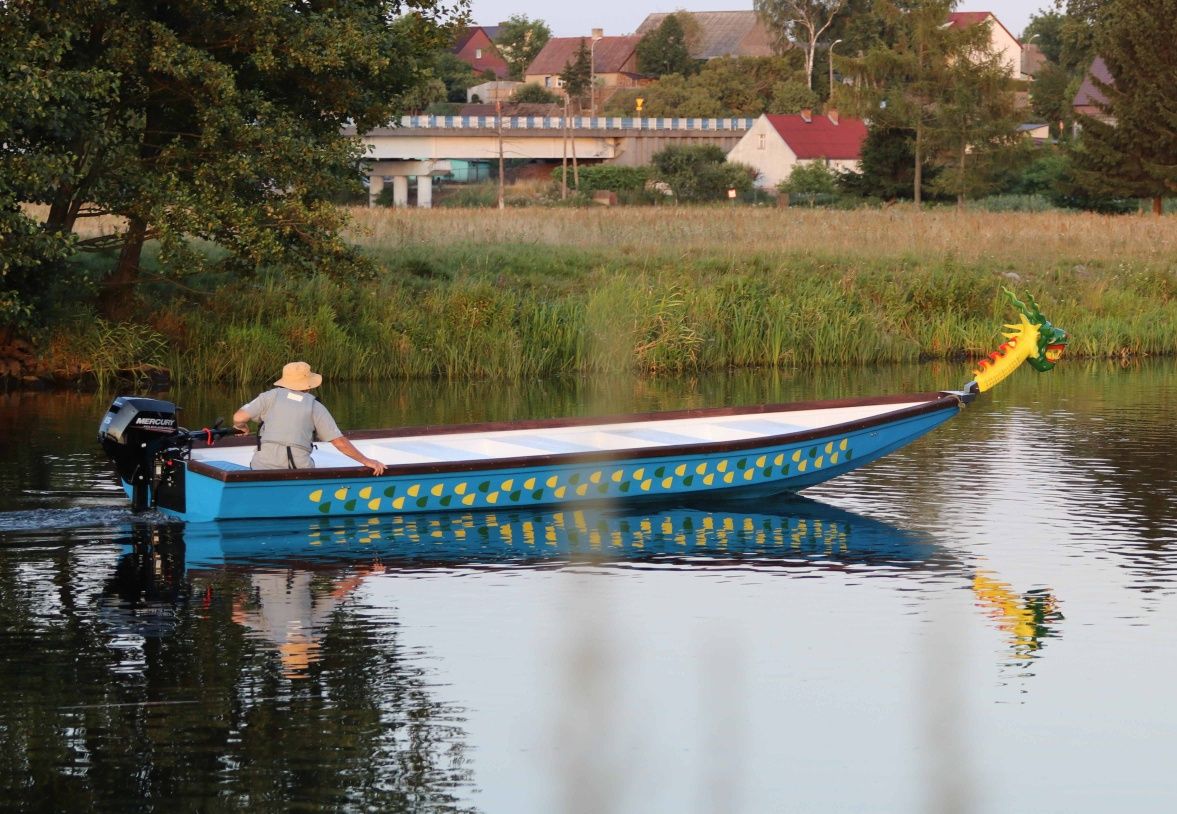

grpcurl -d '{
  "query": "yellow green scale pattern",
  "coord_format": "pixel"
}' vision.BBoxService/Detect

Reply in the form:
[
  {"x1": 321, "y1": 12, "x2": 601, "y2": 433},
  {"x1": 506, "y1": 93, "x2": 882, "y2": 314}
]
[
  {"x1": 307, "y1": 437, "x2": 853, "y2": 515},
  {"x1": 302, "y1": 508, "x2": 850, "y2": 555}
]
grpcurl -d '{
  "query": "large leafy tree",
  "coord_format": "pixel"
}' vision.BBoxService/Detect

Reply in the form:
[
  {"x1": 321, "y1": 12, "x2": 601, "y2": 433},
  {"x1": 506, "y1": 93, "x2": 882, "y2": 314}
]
[
  {"x1": 754, "y1": 0, "x2": 850, "y2": 89},
  {"x1": 844, "y1": 0, "x2": 1020, "y2": 205},
  {"x1": 602, "y1": 55, "x2": 806, "y2": 117},
  {"x1": 1070, "y1": 0, "x2": 1177, "y2": 214},
  {"x1": 1, "y1": 0, "x2": 466, "y2": 323},
  {"x1": 0, "y1": 0, "x2": 119, "y2": 328},
  {"x1": 636, "y1": 13, "x2": 697, "y2": 78},
  {"x1": 494, "y1": 14, "x2": 551, "y2": 81},
  {"x1": 929, "y1": 46, "x2": 1024, "y2": 204}
]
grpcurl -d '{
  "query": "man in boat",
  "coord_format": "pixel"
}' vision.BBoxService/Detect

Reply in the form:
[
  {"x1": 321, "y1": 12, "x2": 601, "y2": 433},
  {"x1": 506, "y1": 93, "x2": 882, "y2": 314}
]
[{"x1": 232, "y1": 361, "x2": 386, "y2": 475}]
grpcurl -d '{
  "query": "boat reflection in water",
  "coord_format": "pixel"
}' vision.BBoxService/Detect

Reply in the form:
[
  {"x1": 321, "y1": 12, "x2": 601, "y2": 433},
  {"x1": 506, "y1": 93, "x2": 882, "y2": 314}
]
[
  {"x1": 105, "y1": 497, "x2": 954, "y2": 675},
  {"x1": 106, "y1": 498, "x2": 1067, "y2": 680},
  {"x1": 174, "y1": 496, "x2": 953, "y2": 572}
]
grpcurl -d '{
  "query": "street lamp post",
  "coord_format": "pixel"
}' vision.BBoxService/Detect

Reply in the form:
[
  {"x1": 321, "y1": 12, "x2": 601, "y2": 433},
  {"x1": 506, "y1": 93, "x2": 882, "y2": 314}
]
[{"x1": 829, "y1": 38, "x2": 843, "y2": 99}]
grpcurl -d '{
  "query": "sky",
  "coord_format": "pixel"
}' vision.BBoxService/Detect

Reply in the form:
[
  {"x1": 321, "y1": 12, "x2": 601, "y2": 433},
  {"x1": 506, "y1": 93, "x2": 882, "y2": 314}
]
[{"x1": 467, "y1": 1, "x2": 1052, "y2": 40}]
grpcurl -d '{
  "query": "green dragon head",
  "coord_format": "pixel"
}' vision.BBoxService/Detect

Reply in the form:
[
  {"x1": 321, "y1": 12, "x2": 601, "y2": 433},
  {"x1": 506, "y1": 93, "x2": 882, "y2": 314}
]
[{"x1": 1004, "y1": 287, "x2": 1068, "y2": 371}]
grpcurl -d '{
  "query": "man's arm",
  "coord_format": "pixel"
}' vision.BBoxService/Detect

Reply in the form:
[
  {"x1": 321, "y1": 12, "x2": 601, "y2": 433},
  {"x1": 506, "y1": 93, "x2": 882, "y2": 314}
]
[
  {"x1": 232, "y1": 407, "x2": 253, "y2": 434},
  {"x1": 330, "y1": 437, "x2": 386, "y2": 476}
]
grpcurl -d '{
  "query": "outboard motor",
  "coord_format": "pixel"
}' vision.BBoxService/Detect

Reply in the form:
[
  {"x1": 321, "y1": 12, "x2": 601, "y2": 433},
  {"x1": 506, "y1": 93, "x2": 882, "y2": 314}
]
[
  {"x1": 99, "y1": 397, "x2": 237, "y2": 513},
  {"x1": 99, "y1": 396, "x2": 183, "y2": 511}
]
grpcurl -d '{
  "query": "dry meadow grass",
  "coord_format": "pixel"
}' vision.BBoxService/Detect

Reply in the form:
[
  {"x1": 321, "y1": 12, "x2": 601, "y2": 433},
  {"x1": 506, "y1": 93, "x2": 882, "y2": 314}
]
[
  {"x1": 344, "y1": 205, "x2": 1176, "y2": 269},
  {"x1": 34, "y1": 203, "x2": 1175, "y2": 270}
]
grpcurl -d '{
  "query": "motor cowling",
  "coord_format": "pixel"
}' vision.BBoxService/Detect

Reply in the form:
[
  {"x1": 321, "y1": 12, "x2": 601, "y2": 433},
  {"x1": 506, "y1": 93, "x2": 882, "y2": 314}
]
[{"x1": 99, "y1": 396, "x2": 181, "y2": 511}]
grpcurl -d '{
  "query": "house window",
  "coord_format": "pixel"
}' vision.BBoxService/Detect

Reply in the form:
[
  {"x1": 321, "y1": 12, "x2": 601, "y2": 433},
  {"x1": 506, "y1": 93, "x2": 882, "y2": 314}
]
[
  {"x1": 758, "y1": 133, "x2": 766, "y2": 150},
  {"x1": 544, "y1": 76, "x2": 551, "y2": 88},
  {"x1": 475, "y1": 48, "x2": 483, "y2": 59}
]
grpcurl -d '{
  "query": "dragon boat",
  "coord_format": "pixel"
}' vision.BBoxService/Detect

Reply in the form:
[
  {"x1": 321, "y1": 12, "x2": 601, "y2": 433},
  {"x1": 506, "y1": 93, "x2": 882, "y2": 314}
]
[{"x1": 99, "y1": 290, "x2": 1067, "y2": 523}]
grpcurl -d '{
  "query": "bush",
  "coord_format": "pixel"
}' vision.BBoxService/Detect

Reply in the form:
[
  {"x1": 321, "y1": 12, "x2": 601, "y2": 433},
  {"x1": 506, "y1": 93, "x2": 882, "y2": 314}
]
[
  {"x1": 650, "y1": 144, "x2": 755, "y2": 202},
  {"x1": 778, "y1": 161, "x2": 840, "y2": 196},
  {"x1": 509, "y1": 83, "x2": 560, "y2": 104},
  {"x1": 549, "y1": 164, "x2": 650, "y2": 195}
]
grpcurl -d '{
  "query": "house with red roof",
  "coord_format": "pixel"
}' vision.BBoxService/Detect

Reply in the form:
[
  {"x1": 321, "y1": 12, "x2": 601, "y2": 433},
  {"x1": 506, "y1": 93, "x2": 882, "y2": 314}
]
[
  {"x1": 946, "y1": 11, "x2": 1024, "y2": 80},
  {"x1": 452, "y1": 25, "x2": 510, "y2": 79},
  {"x1": 523, "y1": 32, "x2": 646, "y2": 100},
  {"x1": 727, "y1": 111, "x2": 868, "y2": 190}
]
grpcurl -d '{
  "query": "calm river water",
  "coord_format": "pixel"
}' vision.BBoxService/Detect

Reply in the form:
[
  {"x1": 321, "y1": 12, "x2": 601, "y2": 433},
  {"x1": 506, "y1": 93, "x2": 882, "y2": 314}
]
[{"x1": 1, "y1": 361, "x2": 1175, "y2": 813}]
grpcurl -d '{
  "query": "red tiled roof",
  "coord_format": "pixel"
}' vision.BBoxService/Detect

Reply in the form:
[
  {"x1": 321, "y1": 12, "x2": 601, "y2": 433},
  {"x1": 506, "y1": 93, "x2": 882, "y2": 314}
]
[
  {"x1": 526, "y1": 35, "x2": 641, "y2": 76},
  {"x1": 946, "y1": 10, "x2": 1019, "y2": 43},
  {"x1": 764, "y1": 113, "x2": 867, "y2": 160}
]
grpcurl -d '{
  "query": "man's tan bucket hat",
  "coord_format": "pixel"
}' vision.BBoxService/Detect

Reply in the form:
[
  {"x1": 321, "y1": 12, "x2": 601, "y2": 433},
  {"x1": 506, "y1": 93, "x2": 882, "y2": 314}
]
[{"x1": 274, "y1": 361, "x2": 323, "y2": 391}]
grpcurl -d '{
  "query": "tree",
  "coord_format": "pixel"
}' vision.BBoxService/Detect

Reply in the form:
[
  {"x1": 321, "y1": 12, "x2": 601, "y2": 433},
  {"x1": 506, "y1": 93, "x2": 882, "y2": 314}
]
[
  {"x1": 0, "y1": 0, "x2": 466, "y2": 323},
  {"x1": 1023, "y1": 10, "x2": 1066, "y2": 65},
  {"x1": 754, "y1": 0, "x2": 850, "y2": 89},
  {"x1": 650, "y1": 144, "x2": 755, "y2": 202},
  {"x1": 494, "y1": 14, "x2": 551, "y2": 81},
  {"x1": 1029, "y1": 61, "x2": 1076, "y2": 140},
  {"x1": 560, "y1": 38, "x2": 592, "y2": 108},
  {"x1": 433, "y1": 52, "x2": 480, "y2": 103},
  {"x1": 1054, "y1": 0, "x2": 1106, "y2": 77},
  {"x1": 839, "y1": 127, "x2": 939, "y2": 200},
  {"x1": 770, "y1": 80, "x2": 820, "y2": 113},
  {"x1": 844, "y1": 0, "x2": 1008, "y2": 205},
  {"x1": 636, "y1": 13, "x2": 697, "y2": 77},
  {"x1": 603, "y1": 56, "x2": 806, "y2": 117},
  {"x1": 778, "y1": 161, "x2": 840, "y2": 202},
  {"x1": 0, "y1": 0, "x2": 113, "y2": 329},
  {"x1": 1070, "y1": 0, "x2": 1177, "y2": 215},
  {"x1": 509, "y1": 83, "x2": 561, "y2": 104},
  {"x1": 929, "y1": 48, "x2": 1025, "y2": 205}
]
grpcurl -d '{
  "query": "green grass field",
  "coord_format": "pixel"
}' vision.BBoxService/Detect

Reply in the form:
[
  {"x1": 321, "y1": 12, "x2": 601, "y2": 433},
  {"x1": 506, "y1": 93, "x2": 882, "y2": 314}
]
[{"x1": 47, "y1": 205, "x2": 1177, "y2": 384}]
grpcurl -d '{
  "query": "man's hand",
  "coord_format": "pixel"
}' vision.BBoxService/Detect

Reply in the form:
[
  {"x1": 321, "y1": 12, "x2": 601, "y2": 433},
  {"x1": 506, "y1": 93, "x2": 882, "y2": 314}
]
[{"x1": 363, "y1": 457, "x2": 386, "y2": 476}]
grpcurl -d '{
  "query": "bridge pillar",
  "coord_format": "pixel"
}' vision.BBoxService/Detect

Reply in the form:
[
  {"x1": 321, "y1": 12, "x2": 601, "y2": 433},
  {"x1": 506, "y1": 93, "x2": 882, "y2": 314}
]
[
  {"x1": 365, "y1": 159, "x2": 450, "y2": 209},
  {"x1": 367, "y1": 174, "x2": 384, "y2": 208},
  {"x1": 392, "y1": 176, "x2": 409, "y2": 208}
]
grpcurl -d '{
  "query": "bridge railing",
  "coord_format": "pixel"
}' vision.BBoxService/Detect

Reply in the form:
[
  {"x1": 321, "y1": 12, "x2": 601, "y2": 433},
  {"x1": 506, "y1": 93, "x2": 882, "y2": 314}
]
[{"x1": 388, "y1": 116, "x2": 757, "y2": 132}]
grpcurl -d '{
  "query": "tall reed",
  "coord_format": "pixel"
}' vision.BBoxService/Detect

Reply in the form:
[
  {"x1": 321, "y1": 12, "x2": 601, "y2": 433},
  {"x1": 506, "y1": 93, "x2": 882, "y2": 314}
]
[{"x1": 37, "y1": 206, "x2": 1177, "y2": 385}]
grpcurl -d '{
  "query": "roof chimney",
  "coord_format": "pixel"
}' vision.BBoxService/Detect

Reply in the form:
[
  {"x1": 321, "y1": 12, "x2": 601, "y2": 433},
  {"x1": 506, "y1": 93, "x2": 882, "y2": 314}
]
[
  {"x1": 800, "y1": 108, "x2": 812, "y2": 123},
  {"x1": 592, "y1": 27, "x2": 604, "y2": 39},
  {"x1": 827, "y1": 108, "x2": 839, "y2": 125}
]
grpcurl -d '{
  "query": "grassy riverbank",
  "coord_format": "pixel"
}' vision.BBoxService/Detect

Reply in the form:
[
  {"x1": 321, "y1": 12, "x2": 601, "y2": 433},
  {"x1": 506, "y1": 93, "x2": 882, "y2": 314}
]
[{"x1": 44, "y1": 206, "x2": 1177, "y2": 384}]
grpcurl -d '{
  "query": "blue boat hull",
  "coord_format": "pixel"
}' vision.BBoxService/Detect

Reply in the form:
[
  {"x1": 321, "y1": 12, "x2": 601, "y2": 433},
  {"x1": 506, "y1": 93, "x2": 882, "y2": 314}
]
[{"x1": 129, "y1": 394, "x2": 962, "y2": 522}]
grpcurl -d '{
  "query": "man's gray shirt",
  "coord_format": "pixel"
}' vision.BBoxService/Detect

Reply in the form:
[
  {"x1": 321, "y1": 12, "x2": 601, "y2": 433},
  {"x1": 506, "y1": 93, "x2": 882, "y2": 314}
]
[{"x1": 237, "y1": 387, "x2": 342, "y2": 470}]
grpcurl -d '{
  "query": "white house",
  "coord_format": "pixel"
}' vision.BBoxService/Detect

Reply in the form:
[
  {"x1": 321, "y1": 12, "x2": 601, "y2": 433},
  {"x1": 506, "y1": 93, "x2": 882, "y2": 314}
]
[
  {"x1": 727, "y1": 111, "x2": 868, "y2": 190},
  {"x1": 947, "y1": 11, "x2": 1024, "y2": 80}
]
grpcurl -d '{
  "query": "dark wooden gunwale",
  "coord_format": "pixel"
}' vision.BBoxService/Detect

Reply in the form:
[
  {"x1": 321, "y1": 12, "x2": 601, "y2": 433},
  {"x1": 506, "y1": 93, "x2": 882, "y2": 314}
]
[{"x1": 188, "y1": 391, "x2": 962, "y2": 484}]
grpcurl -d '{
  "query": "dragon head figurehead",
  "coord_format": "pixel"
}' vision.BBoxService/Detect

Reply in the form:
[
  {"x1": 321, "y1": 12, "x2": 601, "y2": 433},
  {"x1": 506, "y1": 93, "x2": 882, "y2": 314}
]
[{"x1": 971, "y1": 288, "x2": 1068, "y2": 393}]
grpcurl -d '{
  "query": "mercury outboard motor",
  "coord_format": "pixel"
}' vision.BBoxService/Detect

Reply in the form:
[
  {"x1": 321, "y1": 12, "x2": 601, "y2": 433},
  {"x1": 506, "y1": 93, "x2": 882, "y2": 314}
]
[{"x1": 99, "y1": 396, "x2": 233, "y2": 512}]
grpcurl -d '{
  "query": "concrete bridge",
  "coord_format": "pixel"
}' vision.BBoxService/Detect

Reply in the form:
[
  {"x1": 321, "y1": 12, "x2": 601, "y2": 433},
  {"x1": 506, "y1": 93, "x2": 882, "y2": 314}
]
[{"x1": 349, "y1": 116, "x2": 755, "y2": 207}]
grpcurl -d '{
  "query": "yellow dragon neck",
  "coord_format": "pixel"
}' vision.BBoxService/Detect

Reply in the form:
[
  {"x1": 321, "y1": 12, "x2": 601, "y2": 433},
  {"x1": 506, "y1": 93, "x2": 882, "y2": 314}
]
[{"x1": 972, "y1": 316, "x2": 1040, "y2": 393}]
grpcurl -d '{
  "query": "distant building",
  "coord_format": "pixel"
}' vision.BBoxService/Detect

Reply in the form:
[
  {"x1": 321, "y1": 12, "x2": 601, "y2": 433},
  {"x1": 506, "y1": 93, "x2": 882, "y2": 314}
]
[
  {"x1": 1073, "y1": 56, "x2": 1113, "y2": 122},
  {"x1": 634, "y1": 11, "x2": 774, "y2": 60},
  {"x1": 1018, "y1": 122, "x2": 1051, "y2": 143},
  {"x1": 453, "y1": 25, "x2": 510, "y2": 79},
  {"x1": 727, "y1": 111, "x2": 867, "y2": 190},
  {"x1": 946, "y1": 11, "x2": 1024, "y2": 80},
  {"x1": 467, "y1": 80, "x2": 524, "y2": 104},
  {"x1": 1021, "y1": 42, "x2": 1047, "y2": 78},
  {"x1": 524, "y1": 32, "x2": 644, "y2": 95}
]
